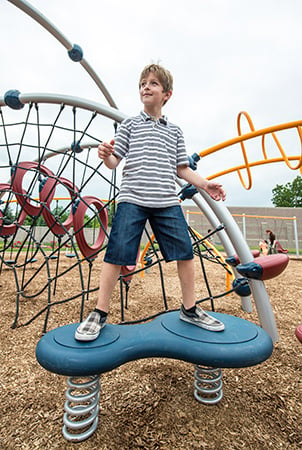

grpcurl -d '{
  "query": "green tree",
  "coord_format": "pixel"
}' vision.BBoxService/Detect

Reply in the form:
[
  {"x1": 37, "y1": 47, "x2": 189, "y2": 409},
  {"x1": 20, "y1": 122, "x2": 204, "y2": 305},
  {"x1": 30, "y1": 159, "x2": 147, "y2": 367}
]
[
  {"x1": 107, "y1": 202, "x2": 116, "y2": 227},
  {"x1": 83, "y1": 213, "x2": 100, "y2": 228},
  {"x1": 271, "y1": 175, "x2": 302, "y2": 207},
  {"x1": 52, "y1": 205, "x2": 70, "y2": 224},
  {"x1": 23, "y1": 214, "x2": 46, "y2": 226},
  {"x1": 23, "y1": 205, "x2": 70, "y2": 227},
  {"x1": 0, "y1": 204, "x2": 15, "y2": 224}
]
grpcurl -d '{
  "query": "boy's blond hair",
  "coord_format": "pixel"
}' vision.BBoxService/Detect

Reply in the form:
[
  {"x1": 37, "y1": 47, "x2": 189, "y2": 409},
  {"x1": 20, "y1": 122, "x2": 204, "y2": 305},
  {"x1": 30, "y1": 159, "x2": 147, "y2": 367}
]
[{"x1": 139, "y1": 64, "x2": 173, "y2": 93}]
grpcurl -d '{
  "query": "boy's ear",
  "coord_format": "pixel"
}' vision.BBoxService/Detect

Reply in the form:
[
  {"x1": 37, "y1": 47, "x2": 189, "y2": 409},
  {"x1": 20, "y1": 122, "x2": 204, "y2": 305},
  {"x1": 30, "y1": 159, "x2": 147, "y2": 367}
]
[{"x1": 164, "y1": 90, "x2": 172, "y2": 102}]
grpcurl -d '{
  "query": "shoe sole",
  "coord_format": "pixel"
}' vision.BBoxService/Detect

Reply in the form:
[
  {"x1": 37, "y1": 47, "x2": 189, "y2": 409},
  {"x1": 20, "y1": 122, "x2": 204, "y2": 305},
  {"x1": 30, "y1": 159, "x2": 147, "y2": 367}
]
[
  {"x1": 74, "y1": 323, "x2": 106, "y2": 342},
  {"x1": 74, "y1": 331, "x2": 100, "y2": 341},
  {"x1": 179, "y1": 314, "x2": 225, "y2": 332}
]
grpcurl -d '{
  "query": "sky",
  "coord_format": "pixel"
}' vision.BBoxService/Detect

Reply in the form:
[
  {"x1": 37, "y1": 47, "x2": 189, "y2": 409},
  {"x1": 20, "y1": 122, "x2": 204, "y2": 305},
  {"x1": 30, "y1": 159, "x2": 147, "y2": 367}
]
[{"x1": 1, "y1": 0, "x2": 302, "y2": 207}]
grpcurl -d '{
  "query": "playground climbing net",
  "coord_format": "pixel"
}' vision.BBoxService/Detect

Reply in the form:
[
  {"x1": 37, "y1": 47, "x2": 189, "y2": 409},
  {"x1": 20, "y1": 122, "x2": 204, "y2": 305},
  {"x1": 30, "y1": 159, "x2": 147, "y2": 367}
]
[{"x1": 0, "y1": 99, "x2": 233, "y2": 333}]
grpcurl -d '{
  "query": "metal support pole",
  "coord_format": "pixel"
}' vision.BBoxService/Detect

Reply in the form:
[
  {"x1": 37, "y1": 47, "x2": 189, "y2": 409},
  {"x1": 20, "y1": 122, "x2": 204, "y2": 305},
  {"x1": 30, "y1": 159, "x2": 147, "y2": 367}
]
[{"x1": 293, "y1": 216, "x2": 300, "y2": 258}]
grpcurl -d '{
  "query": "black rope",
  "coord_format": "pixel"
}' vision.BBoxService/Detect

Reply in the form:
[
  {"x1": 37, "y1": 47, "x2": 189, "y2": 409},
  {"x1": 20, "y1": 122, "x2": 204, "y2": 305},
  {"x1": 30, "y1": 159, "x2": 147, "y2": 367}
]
[{"x1": 0, "y1": 101, "x2": 234, "y2": 334}]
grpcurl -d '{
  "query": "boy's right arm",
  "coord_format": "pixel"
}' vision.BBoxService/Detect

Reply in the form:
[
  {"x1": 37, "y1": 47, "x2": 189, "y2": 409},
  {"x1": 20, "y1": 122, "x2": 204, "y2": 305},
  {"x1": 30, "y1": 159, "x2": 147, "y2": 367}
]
[{"x1": 98, "y1": 139, "x2": 121, "y2": 169}]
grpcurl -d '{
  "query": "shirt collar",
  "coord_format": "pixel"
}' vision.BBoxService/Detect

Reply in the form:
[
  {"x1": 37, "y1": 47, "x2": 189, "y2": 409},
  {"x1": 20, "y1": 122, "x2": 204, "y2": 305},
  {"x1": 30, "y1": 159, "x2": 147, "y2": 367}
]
[{"x1": 140, "y1": 110, "x2": 167, "y2": 125}]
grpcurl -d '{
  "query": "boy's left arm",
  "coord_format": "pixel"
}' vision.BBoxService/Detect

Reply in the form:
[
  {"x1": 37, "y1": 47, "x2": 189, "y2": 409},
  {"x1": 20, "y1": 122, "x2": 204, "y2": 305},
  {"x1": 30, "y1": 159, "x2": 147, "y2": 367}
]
[{"x1": 177, "y1": 165, "x2": 226, "y2": 201}]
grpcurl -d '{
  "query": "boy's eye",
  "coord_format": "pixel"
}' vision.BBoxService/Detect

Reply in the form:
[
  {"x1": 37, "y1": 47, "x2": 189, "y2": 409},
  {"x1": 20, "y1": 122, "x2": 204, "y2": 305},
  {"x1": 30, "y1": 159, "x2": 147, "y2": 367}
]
[{"x1": 140, "y1": 80, "x2": 159, "y2": 88}]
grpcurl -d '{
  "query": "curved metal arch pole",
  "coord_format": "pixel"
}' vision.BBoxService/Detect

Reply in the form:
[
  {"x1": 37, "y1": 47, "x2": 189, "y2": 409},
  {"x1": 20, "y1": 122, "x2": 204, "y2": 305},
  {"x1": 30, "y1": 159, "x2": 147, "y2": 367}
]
[
  {"x1": 6, "y1": 0, "x2": 118, "y2": 108},
  {"x1": 177, "y1": 179, "x2": 253, "y2": 314},
  {"x1": 195, "y1": 198, "x2": 253, "y2": 313},
  {"x1": 0, "y1": 92, "x2": 127, "y2": 196},
  {"x1": 195, "y1": 188, "x2": 279, "y2": 342},
  {"x1": 0, "y1": 92, "x2": 126, "y2": 122}
]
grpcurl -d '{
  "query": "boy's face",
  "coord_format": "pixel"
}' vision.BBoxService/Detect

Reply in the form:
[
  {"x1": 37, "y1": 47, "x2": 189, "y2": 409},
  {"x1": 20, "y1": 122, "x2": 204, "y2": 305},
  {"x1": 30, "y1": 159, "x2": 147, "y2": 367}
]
[{"x1": 139, "y1": 73, "x2": 172, "y2": 110}]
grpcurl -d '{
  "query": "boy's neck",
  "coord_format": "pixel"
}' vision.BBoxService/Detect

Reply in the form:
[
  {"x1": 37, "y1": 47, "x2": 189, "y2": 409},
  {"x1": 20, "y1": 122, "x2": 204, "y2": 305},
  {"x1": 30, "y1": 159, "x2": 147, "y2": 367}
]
[{"x1": 144, "y1": 106, "x2": 163, "y2": 121}]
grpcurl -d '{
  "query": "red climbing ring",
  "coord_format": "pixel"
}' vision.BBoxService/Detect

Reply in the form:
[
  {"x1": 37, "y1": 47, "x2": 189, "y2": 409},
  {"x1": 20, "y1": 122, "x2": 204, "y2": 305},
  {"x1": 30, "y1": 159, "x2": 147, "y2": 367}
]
[
  {"x1": 121, "y1": 264, "x2": 136, "y2": 282},
  {"x1": 40, "y1": 176, "x2": 78, "y2": 237},
  {"x1": 12, "y1": 161, "x2": 54, "y2": 216},
  {"x1": 72, "y1": 196, "x2": 108, "y2": 260},
  {"x1": 295, "y1": 324, "x2": 302, "y2": 343},
  {"x1": 0, "y1": 183, "x2": 27, "y2": 237},
  {"x1": 121, "y1": 248, "x2": 141, "y2": 282}
]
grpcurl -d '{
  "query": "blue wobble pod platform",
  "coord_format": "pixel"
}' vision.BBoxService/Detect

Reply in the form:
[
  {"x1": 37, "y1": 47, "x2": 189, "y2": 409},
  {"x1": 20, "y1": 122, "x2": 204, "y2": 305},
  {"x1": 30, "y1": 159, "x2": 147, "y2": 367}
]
[{"x1": 36, "y1": 311, "x2": 273, "y2": 376}]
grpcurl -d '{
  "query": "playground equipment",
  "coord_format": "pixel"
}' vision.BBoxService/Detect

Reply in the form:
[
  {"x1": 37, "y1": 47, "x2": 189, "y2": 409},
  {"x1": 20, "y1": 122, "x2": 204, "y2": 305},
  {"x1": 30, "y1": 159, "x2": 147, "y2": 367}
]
[
  {"x1": 186, "y1": 210, "x2": 300, "y2": 258},
  {"x1": 2, "y1": 0, "x2": 300, "y2": 337},
  {"x1": 275, "y1": 240, "x2": 289, "y2": 254},
  {"x1": 36, "y1": 311, "x2": 273, "y2": 442},
  {"x1": 295, "y1": 324, "x2": 302, "y2": 343},
  {"x1": 1, "y1": 0, "x2": 300, "y2": 443}
]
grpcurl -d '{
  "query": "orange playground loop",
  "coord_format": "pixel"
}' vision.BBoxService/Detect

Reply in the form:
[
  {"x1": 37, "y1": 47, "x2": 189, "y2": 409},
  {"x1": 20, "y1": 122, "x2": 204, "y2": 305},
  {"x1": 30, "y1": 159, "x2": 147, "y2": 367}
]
[
  {"x1": 200, "y1": 111, "x2": 302, "y2": 188},
  {"x1": 187, "y1": 111, "x2": 302, "y2": 260},
  {"x1": 174, "y1": 113, "x2": 302, "y2": 342}
]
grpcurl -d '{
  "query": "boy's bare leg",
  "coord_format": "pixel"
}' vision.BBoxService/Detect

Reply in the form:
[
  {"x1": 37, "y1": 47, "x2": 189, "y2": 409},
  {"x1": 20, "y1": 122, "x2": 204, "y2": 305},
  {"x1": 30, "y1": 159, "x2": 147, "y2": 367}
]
[
  {"x1": 177, "y1": 259, "x2": 196, "y2": 309},
  {"x1": 95, "y1": 262, "x2": 122, "y2": 312},
  {"x1": 177, "y1": 258, "x2": 224, "y2": 331}
]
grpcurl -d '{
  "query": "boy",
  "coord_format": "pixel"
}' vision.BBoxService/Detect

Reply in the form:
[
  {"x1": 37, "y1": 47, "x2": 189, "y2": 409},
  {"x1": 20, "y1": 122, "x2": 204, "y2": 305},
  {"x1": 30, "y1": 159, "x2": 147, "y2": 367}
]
[{"x1": 75, "y1": 64, "x2": 226, "y2": 341}]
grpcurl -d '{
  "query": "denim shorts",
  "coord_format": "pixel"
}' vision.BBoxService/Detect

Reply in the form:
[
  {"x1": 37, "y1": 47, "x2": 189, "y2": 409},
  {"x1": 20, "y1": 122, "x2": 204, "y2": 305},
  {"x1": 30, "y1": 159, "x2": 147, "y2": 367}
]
[{"x1": 104, "y1": 202, "x2": 193, "y2": 265}]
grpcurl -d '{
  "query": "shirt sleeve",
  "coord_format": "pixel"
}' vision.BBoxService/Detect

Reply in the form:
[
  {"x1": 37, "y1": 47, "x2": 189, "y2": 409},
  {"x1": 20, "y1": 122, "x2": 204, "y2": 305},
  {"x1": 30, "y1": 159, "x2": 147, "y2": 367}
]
[
  {"x1": 113, "y1": 118, "x2": 132, "y2": 160},
  {"x1": 176, "y1": 127, "x2": 189, "y2": 167}
]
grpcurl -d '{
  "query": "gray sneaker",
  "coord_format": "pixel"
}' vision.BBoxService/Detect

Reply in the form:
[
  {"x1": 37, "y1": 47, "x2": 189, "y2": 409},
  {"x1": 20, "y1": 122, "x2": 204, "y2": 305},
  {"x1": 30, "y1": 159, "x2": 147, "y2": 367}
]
[
  {"x1": 180, "y1": 305, "x2": 225, "y2": 332},
  {"x1": 75, "y1": 311, "x2": 107, "y2": 341}
]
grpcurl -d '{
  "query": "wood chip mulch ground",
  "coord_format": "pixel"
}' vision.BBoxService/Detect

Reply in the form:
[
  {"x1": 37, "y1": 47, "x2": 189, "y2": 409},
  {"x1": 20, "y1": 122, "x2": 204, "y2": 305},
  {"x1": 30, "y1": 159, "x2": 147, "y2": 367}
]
[{"x1": 0, "y1": 255, "x2": 301, "y2": 449}]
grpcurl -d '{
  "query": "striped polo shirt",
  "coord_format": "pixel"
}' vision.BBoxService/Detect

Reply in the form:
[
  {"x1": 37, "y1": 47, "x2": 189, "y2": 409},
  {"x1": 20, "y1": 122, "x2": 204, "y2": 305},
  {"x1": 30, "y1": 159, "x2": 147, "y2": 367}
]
[{"x1": 113, "y1": 111, "x2": 189, "y2": 207}]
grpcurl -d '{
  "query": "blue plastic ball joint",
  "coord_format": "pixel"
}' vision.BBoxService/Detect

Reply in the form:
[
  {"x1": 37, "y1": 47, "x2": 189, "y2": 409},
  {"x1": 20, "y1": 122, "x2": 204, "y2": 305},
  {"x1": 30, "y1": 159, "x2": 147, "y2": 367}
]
[
  {"x1": 71, "y1": 141, "x2": 83, "y2": 153},
  {"x1": 68, "y1": 44, "x2": 84, "y2": 62},
  {"x1": 188, "y1": 152, "x2": 200, "y2": 171},
  {"x1": 232, "y1": 277, "x2": 251, "y2": 297},
  {"x1": 179, "y1": 184, "x2": 198, "y2": 201},
  {"x1": 4, "y1": 90, "x2": 24, "y2": 110}
]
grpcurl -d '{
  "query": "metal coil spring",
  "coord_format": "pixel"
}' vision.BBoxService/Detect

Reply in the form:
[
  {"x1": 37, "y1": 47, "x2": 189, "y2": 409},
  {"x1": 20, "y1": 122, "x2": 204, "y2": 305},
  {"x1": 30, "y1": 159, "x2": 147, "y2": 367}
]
[
  {"x1": 62, "y1": 375, "x2": 100, "y2": 442},
  {"x1": 194, "y1": 366, "x2": 223, "y2": 405}
]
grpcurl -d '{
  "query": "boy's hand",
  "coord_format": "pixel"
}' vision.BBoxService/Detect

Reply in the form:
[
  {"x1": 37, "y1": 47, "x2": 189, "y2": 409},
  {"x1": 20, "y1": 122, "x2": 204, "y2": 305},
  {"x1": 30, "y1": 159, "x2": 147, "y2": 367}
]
[
  {"x1": 204, "y1": 181, "x2": 226, "y2": 201},
  {"x1": 97, "y1": 139, "x2": 120, "y2": 170},
  {"x1": 98, "y1": 139, "x2": 115, "y2": 160}
]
